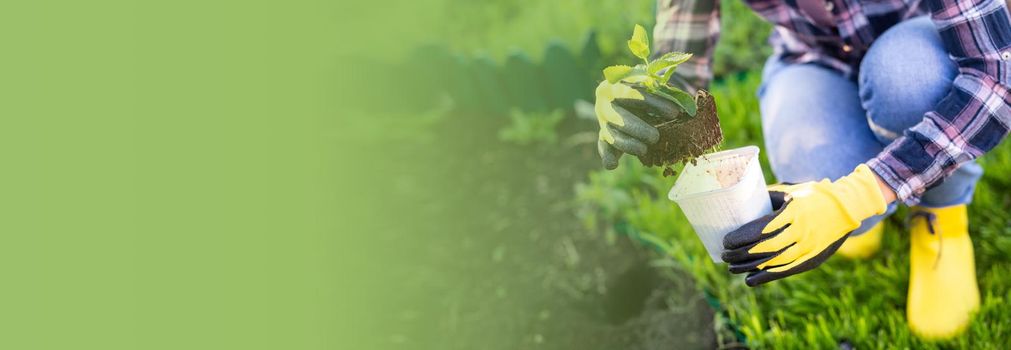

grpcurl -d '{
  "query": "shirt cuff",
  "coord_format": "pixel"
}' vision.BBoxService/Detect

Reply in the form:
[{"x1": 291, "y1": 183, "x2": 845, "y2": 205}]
[{"x1": 866, "y1": 157, "x2": 923, "y2": 206}]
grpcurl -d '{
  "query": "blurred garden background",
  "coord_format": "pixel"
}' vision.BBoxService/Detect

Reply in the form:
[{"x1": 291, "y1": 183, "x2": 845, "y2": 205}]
[{"x1": 342, "y1": 0, "x2": 1011, "y2": 349}]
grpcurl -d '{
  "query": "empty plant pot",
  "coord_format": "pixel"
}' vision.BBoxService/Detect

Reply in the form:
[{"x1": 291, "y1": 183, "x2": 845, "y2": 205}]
[{"x1": 668, "y1": 146, "x2": 772, "y2": 262}]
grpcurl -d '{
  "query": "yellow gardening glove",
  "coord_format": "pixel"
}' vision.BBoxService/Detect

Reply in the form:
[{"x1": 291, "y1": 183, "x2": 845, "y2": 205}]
[
  {"x1": 594, "y1": 79, "x2": 682, "y2": 169},
  {"x1": 721, "y1": 164, "x2": 888, "y2": 286}
]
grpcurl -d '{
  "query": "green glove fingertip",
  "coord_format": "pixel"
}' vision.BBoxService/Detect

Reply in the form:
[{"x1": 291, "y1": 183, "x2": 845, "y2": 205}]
[
  {"x1": 598, "y1": 140, "x2": 622, "y2": 170},
  {"x1": 608, "y1": 127, "x2": 648, "y2": 156},
  {"x1": 611, "y1": 105, "x2": 659, "y2": 144}
]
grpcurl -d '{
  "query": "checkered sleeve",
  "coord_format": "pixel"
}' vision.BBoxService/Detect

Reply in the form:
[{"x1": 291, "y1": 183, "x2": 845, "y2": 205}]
[
  {"x1": 652, "y1": 0, "x2": 722, "y2": 92},
  {"x1": 867, "y1": 0, "x2": 1011, "y2": 205}
]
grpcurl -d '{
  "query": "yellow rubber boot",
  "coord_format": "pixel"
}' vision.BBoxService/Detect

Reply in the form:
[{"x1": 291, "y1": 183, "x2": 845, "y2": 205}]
[
  {"x1": 836, "y1": 222, "x2": 884, "y2": 259},
  {"x1": 907, "y1": 205, "x2": 979, "y2": 340}
]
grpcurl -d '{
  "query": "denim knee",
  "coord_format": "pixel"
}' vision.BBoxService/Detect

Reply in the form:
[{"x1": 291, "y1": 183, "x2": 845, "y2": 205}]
[
  {"x1": 858, "y1": 17, "x2": 958, "y2": 143},
  {"x1": 858, "y1": 17, "x2": 980, "y2": 207},
  {"x1": 759, "y1": 62, "x2": 881, "y2": 183}
]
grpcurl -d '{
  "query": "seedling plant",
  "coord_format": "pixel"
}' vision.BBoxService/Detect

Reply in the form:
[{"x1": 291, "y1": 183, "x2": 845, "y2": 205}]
[{"x1": 602, "y1": 25, "x2": 724, "y2": 173}]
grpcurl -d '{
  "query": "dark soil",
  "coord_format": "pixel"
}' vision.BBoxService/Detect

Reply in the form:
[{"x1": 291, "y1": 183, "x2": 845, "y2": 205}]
[
  {"x1": 363, "y1": 107, "x2": 718, "y2": 349},
  {"x1": 638, "y1": 90, "x2": 723, "y2": 172}
]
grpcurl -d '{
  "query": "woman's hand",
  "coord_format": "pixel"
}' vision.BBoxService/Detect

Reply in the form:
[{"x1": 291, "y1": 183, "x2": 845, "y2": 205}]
[
  {"x1": 721, "y1": 165, "x2": 890, "y2": 286},
  {"x1": 594, "y1": 80, "x2": 684, "y2": 169}
]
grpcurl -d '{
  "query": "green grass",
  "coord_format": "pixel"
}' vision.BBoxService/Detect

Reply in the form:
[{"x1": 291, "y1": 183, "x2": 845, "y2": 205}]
[{"x1": 575, "y1": 71, "x2": 1011, "y2": 349}]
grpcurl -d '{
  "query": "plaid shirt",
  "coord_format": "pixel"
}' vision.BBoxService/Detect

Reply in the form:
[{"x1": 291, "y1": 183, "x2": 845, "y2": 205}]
[{"x1": 655, "y1": 0, "x2": 1011, "y2": 204}]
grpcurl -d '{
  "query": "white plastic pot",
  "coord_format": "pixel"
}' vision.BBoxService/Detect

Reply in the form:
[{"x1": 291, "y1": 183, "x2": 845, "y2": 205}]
[{"x1": 668, "y1": 146, "x2": 772, "y2": 263}]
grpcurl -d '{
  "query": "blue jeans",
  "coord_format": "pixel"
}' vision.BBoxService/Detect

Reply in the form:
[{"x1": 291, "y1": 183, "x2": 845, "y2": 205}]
[{"x1": 758, "y1": 17, "x2": 983, "y2": 235}]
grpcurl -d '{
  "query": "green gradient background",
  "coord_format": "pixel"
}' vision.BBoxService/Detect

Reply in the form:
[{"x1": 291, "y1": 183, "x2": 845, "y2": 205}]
[{"x1": 3, "y1": 0, "x2": 461, "y2": 349}]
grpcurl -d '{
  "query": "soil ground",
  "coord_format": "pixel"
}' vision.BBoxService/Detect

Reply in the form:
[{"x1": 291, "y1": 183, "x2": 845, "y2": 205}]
[{"x1": 364, "y1": 111, "x2": 716, "y2": 349}]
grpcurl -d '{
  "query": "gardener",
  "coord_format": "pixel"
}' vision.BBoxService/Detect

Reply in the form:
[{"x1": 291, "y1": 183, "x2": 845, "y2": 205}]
[{"x1": 594, "y1": 0, "x2": 1011, "y2": 340}]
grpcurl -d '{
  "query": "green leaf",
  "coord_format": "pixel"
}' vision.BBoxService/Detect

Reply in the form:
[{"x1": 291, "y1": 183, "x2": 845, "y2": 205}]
[
  {"x1": 643, "y1": 78, "x2": 657, "y2": 90},
  {"x1": 627, "y1": 24, "x2": 650, "y2": 60},
  {"x1": 602, "y1": 65, "x2": 633, "y2": 84},
  {"x1": 661, "y1": 66, "x2": 677, "y2": 85},
  {"x1": 603, "y1": 65, "x2": 650, "y2": 84},
  {"x1": 646, "y1": 60, "x2": 672, "y2": 76},
  {"x1": 647, "y1": 52, "x2": 693, "y2": 81},
  {"x1": 657, "y1": 52, "x2": 692, "y2": 66},
  {"x1": 652, "y1": 85, "x2": 697, "y2": 116}
]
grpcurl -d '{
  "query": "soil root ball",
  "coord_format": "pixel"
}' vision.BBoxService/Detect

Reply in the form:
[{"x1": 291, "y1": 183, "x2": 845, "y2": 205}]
[{"x1": 637, "y1": 90, "x2": 723, "y2": 172}]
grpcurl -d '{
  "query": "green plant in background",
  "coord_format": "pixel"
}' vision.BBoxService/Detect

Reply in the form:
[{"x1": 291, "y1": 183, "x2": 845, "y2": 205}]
[
  {"x1": 602, "y1": 25, "x2": 697, "y2": 115},
  {"x1": 439, "y1": 0, "x2": 772, "y2": 79},
  {"x1": 414, "y1": 0, "x2": 773, "y2": 119},
  {"x1": 441, "y1": 0, "x2": 653, "y2": 64},
  {"x1": 498, "y1": 108, "x2": 566, "y2": 146},
  {"x1": 713, "y1": 0, "x2": 773, "y2": 77}
]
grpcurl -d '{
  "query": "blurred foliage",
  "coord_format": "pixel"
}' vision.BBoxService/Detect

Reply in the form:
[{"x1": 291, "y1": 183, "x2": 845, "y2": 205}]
[
  {"x1": 440, "y1": 0, "x2": 653, "y2": 65},
  {"x1": 498, "y1": 108, "x2": 566, "y2": 146},
  {"x1": 714, "y1": 0, "x2": 773, "y2": 76},
  {"x1": 381, "y1": 0, "x2": 774, "y2": 120},
  {"x1": 575, "y1": 71, "x2": 1011, "y2": 349},
  {"x1": 440, "y1": 0, "x2": 772, "y2": 76}
]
